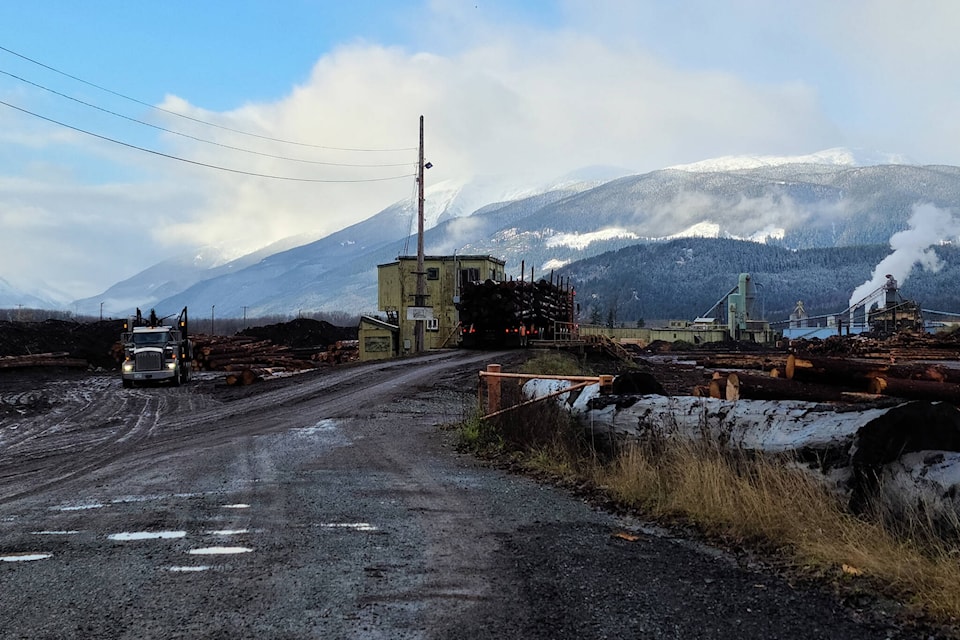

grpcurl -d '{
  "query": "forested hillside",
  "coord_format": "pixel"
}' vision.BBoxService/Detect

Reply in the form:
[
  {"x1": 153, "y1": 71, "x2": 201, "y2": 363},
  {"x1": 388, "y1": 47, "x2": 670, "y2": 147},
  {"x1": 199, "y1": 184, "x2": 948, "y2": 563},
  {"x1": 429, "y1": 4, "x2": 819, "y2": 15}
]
[{"x1": 561, "y1": 238, "x2": 960, "y2": 325}]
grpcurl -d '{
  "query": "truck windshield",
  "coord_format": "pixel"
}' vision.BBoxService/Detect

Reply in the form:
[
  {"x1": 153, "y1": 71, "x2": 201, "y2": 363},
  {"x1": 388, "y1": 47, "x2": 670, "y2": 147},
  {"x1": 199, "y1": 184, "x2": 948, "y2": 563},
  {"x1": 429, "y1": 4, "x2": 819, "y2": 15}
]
[{"x1": 132, "y1": 331, "x2": 172, "y2": 346}]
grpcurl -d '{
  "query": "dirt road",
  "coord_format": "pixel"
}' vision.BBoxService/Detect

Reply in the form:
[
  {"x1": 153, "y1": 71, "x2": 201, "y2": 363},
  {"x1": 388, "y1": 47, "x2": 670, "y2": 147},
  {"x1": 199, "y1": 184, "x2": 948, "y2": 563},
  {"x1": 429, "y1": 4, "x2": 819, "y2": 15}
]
[{"x1": 0, "y1": 351, "x2": 924, "y2": 639}]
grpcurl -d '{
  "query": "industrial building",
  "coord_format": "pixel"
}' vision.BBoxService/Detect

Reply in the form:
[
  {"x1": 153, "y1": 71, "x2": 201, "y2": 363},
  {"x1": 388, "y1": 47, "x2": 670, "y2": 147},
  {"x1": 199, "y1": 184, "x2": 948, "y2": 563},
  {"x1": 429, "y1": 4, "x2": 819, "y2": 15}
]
[{"x1": 358, "y1": 255, "x2": 506, "y2": 359}]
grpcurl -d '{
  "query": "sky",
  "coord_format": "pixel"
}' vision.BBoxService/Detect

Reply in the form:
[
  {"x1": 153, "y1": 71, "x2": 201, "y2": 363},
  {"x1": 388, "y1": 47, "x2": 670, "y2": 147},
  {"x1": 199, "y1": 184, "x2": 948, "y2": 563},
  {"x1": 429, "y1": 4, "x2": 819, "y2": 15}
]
[{"x1": 2, "y1": 0, "x2": 960, "y2": 303}]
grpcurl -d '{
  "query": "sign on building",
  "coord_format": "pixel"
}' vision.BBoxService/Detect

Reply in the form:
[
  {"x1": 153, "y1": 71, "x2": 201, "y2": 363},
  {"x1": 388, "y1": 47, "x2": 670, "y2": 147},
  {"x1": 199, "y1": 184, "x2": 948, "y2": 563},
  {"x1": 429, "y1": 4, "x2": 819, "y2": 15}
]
[{"x1": 406, "y1": 307, "x2": 434, "y2": 320}]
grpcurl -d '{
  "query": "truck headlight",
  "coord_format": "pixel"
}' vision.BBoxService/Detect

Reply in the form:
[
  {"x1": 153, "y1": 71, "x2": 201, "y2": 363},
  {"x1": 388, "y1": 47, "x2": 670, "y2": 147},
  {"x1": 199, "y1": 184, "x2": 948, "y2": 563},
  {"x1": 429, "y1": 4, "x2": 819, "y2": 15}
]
[
  {"x1": 167, "y1": 362, "x2": 177, "y2": 370},
  {"x1": 122, "y1": 362, "x2": 134, "y2": 373}
]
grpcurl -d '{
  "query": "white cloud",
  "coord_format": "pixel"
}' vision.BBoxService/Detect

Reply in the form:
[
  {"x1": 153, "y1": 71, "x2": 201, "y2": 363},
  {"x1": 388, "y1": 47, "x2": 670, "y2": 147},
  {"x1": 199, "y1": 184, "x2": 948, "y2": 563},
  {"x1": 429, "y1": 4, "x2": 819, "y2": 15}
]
[
  {"x1": 153, "y1": 26, "x2": 837, "y2": 261},
  {"x1": 4, "y1": 0, "x2": 960, "y2": 298}
]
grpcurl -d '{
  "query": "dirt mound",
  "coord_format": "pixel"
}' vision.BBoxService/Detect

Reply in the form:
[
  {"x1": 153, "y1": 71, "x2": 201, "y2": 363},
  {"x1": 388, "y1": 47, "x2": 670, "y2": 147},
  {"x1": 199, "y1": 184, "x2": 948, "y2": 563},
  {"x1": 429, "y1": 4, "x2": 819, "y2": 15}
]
[
  {"x1": 0, "y1": 319, "x2": 124, "y2": 369},
  {"x1": 238, "y1": 318, "x2": 357, "y2": 349}
]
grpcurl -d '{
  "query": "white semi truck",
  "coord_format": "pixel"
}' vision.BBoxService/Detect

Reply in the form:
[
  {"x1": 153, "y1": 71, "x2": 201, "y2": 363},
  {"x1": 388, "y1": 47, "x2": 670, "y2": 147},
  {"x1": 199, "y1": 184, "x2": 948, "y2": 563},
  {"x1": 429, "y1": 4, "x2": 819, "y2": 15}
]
[{"x1": 120, "y1": 307, "x2": 193, "y2": 388}]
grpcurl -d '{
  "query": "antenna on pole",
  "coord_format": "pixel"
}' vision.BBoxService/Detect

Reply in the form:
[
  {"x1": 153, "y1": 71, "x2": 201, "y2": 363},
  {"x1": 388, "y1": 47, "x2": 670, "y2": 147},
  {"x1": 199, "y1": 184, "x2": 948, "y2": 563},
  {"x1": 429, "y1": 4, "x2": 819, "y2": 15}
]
[{"x1": 415, "y1": 115, "x2": 427, "y2": 353}]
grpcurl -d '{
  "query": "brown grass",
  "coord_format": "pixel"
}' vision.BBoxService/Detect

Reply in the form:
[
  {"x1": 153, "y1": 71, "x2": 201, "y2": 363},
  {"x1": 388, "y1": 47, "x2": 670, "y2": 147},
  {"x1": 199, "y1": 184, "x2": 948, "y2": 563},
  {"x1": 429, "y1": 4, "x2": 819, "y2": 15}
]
[{"x1": 577, "y1": 437, "x2": 960, "y2": 624}]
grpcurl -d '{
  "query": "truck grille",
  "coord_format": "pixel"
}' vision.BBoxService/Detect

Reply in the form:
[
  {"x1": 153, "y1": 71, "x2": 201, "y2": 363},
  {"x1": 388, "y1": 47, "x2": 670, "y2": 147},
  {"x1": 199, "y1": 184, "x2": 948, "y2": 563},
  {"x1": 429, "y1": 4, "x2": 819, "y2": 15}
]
[{"x1": 135, "y1": 352, "x2": 162, "y2": 371}]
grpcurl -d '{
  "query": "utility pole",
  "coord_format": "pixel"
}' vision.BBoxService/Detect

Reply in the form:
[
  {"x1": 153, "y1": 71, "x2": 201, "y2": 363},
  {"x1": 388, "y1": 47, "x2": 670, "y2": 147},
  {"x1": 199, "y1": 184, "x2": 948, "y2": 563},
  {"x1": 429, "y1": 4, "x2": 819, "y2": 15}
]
[
  {"x1": 414, "y1": 115, "x2": 427, "y2": 353},
  {"x1": 211, "y1": 305, "x2": 215, "y2": 335}
]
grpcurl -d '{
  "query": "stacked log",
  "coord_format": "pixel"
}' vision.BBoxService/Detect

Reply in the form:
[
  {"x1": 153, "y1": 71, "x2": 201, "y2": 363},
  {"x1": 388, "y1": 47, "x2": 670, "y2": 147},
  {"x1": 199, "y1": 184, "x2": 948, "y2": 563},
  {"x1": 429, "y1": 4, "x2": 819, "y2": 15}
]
[
  {"x1": 696, "y1": 353, "x2": 786, "y2": 373},
  {"x1": 790, "y1": 331, "x2": 960, "y2": 360},
  {"x1": 0, "y1": 352, "x2": 88, "y2": 370},
  {"x1": 697, "y1": 350, "x2": 960, "y2": 406},
  {"x1": 313, "y1": 340, "x2": 360, "y2": 364},
  {"x1": 525, "y1": 376, "x2": 960, "y2": 526},
  {"x1": 725, "y1": 371, "x2": 849, "y2": 403},
  {"x1": 191, "y1": 334, "x2": 321, "y2": 373}
]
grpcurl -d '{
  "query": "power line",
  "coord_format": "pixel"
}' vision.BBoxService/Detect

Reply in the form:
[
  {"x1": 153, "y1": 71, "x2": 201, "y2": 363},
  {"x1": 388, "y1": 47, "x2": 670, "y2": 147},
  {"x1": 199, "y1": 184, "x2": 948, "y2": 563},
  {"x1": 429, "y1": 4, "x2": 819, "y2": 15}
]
[
  {"x1": 0, "y1": 99, "x2": 417, "y2": 183},
  {"x1": 0, "y1": 44, "x2": 417, "y2": 153},
  {"x1": 0, "y1": 67, "x2": 412, "y2": 168}
]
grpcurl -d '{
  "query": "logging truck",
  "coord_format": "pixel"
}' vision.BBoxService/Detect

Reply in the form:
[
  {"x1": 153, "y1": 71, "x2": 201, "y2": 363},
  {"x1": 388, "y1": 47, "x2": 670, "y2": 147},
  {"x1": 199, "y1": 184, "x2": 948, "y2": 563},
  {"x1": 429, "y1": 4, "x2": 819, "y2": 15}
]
[
  {"x1": 458, "y1": 278, "x2": 577, "y2": 348},
  {"x1": 120, "y1": 307, "x2": 193, "y2": 387}
]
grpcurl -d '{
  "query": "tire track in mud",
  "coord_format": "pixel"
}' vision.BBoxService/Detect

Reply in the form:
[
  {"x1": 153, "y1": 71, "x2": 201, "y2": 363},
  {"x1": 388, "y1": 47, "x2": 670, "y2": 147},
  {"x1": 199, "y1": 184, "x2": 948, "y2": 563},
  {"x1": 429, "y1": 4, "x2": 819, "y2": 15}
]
[
  {"x1": 0, "y1": 351, "x2": 508, "y2": 504},
  {"x1": 0, "y1": 378, "x2": 167, "y2": 502}
]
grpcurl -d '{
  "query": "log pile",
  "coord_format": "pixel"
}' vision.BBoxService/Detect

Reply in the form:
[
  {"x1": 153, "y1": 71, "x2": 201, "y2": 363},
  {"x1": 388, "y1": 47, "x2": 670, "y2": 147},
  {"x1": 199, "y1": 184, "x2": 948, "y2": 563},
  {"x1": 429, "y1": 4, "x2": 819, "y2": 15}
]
[
  {"x1": 192, "y1": 334, "x2": 320, "y2": 373},
  {"x1": 524, "y1": 376, "x2": 960, "y2": 524},
  {"x1": 693, "y1": 350, "x2": 960, "y2": 406},
  {"x1": 313, "y1": 340, "x2": 359, "y2": 364},
  {"x1": 0, "y1": 352, "x2": 88, "y2": 370},
  {"x1": 790, "y1": 329, "x2": 960, "y2": 360}
]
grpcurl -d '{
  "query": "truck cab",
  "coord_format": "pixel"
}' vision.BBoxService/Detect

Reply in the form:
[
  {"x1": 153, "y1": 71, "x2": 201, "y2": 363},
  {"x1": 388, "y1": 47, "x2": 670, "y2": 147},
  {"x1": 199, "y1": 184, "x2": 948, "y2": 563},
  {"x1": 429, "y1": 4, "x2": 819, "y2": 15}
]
[{"x1": 121, "y1": 308, "x2": 193, "y2": 388}]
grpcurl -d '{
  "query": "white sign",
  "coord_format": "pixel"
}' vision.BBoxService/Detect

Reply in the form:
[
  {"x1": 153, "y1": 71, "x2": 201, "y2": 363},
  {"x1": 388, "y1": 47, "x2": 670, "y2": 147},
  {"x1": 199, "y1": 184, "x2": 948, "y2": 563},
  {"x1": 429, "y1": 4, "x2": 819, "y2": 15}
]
[{"x1": 406, "y1": 307, "x2": 434, "y2": 321}]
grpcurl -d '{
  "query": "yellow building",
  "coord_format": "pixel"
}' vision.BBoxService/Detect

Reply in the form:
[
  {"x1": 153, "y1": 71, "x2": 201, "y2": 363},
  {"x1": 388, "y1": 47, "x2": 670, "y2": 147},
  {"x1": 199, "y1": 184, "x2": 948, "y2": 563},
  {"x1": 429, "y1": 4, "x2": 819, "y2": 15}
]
[
  {"x1": 357, "y1": 315, "x2": 398, "y2": 361},
  {"x1": 367, "y1": 255, "x2": 506, "y2": 356}
]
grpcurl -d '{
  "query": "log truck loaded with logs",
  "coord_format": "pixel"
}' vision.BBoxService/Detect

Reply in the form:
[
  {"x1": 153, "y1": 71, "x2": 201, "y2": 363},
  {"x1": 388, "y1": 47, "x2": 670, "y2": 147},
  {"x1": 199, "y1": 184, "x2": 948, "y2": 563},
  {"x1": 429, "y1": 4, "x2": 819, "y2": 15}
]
[
  {"x1": 120, "y1": 307, "x2": 193, "y2": 388},
  {"x1": 457, "y1": 275, "x2": 577, "y2": 348}
]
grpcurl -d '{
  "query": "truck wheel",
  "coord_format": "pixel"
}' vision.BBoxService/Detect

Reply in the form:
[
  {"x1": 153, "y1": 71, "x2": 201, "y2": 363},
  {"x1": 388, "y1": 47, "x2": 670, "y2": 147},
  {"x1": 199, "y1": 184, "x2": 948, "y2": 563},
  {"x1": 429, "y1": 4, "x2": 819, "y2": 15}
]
[
  {"x1": 122, "y1": 379, "x2": 132, "y2": 389},
  {"x1": 171, "y1": 368, "x2": 181, "y2": 387}
]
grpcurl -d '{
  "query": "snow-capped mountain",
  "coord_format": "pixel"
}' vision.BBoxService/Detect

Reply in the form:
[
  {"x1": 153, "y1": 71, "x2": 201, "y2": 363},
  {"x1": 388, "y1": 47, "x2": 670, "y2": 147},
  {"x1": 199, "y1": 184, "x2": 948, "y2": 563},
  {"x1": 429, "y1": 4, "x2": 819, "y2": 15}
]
[
  {"x1": 51, "y1": 149, "x2": 960, "y2": 319},
  {"x1": 667, "y1": 147, "x2": 912, "y2": 172}
]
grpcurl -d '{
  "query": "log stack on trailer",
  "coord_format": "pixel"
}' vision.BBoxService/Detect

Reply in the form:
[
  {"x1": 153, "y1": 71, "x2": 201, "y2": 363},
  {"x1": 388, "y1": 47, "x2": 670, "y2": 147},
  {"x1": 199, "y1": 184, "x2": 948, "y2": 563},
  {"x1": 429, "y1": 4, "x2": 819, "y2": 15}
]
[{"x1": 458, "y1": 275, "x2": 576, "y2": 348}]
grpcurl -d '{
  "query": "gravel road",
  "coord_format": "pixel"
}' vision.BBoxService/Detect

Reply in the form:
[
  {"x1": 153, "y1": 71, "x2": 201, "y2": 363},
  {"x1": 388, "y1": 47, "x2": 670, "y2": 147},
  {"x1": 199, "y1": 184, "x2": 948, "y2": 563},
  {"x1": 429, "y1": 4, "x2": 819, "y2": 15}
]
[{"x1": 0, "y1": 351, "x2": 932, "y2": 639}]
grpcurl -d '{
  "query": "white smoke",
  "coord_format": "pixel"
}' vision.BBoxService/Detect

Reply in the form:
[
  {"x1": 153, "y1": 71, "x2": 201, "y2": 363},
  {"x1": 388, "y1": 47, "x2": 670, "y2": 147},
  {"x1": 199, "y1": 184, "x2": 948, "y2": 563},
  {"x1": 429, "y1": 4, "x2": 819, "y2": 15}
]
[{"x1": 848, "y1": 203, "x2": 960, "y2": 308}]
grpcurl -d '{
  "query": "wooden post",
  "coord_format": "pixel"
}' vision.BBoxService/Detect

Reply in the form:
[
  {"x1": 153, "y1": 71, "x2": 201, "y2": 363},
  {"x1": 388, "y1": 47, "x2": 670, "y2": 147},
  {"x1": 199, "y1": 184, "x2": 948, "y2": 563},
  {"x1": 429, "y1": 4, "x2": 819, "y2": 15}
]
[
  {"x1": 486, "y1": 363, "x2": 502, "y2": 415},
  {"x1": 415, "y1": 115, "x2": 426, "y2": 353},
  {"x1": 599, "y1": 375, "x2": 614, "y2": 393}
]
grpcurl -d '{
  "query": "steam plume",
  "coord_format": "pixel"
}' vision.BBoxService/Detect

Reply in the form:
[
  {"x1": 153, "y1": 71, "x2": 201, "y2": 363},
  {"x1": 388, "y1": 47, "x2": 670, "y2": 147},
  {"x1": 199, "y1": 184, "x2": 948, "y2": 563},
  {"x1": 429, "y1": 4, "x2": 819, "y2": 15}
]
[{"x1": 848, "y1": 203, "x2": 960, "y2": 308}]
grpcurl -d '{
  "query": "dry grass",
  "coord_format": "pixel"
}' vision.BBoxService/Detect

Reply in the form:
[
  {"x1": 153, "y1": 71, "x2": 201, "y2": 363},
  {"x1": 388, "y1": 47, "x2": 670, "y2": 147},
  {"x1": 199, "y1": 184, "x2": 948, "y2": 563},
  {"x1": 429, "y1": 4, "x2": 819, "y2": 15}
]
[{"x1": 593, "y1": 437, "x2": 960, "y2": 625}]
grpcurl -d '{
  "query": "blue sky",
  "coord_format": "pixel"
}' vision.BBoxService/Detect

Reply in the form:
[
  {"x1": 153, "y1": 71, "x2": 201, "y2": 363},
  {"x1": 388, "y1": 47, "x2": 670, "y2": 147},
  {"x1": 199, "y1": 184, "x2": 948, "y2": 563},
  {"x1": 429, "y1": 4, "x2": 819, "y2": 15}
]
[{"x1": 2, "y1": 0, "x2": 960, "y2": 303}]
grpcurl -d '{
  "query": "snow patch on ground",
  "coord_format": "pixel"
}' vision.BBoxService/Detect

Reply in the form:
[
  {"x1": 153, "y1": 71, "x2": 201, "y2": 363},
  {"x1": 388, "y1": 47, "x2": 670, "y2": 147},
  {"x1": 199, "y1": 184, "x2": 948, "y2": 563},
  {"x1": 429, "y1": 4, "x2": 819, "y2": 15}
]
[{"x1": 546, "y1": 227, "x2": 640, "y2": 250}]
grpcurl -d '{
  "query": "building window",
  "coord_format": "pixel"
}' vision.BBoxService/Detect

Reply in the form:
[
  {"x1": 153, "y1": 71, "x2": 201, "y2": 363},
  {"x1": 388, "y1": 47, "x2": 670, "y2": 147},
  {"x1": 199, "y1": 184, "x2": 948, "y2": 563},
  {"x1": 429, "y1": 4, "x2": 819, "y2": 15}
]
[
  {"x1": 426, "y1": 318, "x2": 440, "y2": 331},
  {"x1": 427, "y1": 267, "x2": 439, "y2": 280},
  {"x1": 460, "y1": 268, "x2": 480, "y2": 286}
]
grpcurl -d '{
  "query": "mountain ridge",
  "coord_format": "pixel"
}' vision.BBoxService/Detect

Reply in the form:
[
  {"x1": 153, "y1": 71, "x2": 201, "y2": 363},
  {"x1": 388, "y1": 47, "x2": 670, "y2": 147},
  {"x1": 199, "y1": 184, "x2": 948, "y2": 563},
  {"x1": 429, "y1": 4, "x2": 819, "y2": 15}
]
[{"x1": 7, "y1": 149, "x2": 960, "y2": 323}]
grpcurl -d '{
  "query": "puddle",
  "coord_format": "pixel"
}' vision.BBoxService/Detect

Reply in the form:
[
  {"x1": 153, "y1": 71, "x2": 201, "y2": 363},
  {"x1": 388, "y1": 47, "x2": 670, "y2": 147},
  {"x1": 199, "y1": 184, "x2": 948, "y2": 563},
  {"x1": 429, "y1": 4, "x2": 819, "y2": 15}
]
[
  {"x1": 169, "y1": 565, "x2": 211, "y2": 572},
  {"x1": 32, "y1": 530, "x2": 80, "y2": 536},
  {"x1": 1, "y1": 553, "x2": 52, "y2": 562},
  {"x1": 108, "y1": 531, "x2": 186, "y2": 541},
  {"x1": 188, "y1": 546, "x2": 252, "y2": 555},
  {"x1": 207, "y1": 529, "x2": 248, "y2": 536},
  {"x1": 294, "y1": 419, "x2": 338, "y2": 436},
  {"x1": 318, "y1": 522, "x2": 379, "y2": 532},
  {"x1": 222, "y1": 504, "x2": 250, "y2": 509},
  {"x1": 56, "y1": 503, "x2": 104, "y2": 512}
]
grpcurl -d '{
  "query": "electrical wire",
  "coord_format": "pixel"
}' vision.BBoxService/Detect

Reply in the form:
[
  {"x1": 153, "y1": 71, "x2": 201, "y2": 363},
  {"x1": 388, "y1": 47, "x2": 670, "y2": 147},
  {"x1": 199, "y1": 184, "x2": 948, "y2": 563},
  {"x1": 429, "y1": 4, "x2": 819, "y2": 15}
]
[
  {"x1": 0, "y1": 99, "x2": 417, "y2": 183},
  {"x1": 0, "y1": 44, "x2": 417, "y2": 153},
  {"x1": 0, "y1": 68, "x2": 412, "y2": 168}
]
